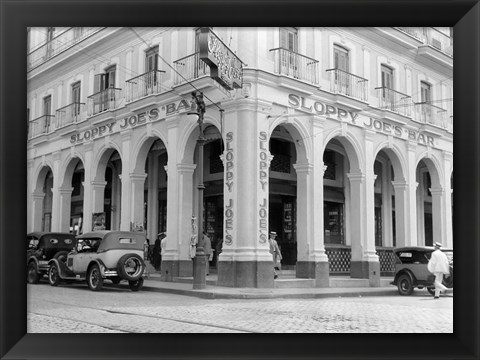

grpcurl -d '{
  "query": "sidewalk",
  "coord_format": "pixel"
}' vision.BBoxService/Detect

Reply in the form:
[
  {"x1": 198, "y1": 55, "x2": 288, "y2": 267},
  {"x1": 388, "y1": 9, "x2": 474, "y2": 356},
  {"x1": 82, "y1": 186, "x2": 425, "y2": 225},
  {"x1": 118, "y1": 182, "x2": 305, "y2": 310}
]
[{"x1": 141, "y1": 273, "x2": 398, "y2": 300}]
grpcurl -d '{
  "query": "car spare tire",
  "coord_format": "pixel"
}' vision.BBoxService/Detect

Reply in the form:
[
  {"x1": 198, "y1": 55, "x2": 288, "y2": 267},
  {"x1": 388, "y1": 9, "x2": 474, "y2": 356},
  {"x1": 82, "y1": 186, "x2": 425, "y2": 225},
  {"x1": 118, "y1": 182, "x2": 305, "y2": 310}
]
[{"x1": 117, "y1": 254, "x2": 145, "y2": 281}]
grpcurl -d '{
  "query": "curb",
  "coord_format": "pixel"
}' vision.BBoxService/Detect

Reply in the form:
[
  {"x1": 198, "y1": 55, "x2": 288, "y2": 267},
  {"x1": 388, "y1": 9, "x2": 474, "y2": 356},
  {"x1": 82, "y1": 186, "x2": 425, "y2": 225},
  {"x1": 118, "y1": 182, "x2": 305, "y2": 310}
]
[{"x1": 141, "y1": 284, "x2": 398, "y2": 300}]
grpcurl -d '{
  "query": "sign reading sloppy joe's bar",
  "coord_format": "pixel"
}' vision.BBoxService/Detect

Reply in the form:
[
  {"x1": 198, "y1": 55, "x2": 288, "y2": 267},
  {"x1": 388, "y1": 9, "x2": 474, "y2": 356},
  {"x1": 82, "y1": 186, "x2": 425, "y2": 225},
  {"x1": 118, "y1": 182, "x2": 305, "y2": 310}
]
[{"x1": 288, "y1": 94, "x2": 436, "y2": 146}]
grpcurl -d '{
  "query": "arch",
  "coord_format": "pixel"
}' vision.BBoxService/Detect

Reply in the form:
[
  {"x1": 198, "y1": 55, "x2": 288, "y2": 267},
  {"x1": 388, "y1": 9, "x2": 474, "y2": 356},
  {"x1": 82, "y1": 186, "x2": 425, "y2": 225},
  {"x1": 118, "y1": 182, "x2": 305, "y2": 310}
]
[
  {"x1": 59, "y1": 151, "x2": 86, "y2": 188},
  {"x1": 323, "y1": 127, "x2": 363, "y2": 173},
  {"x1": 32, "y1": 161, "x2": 54, "y2": 193},
  {"x1": 416, "y1": 152, "x2": 443, "y2": 188},
  {"x1": 373, "y1": 141, "x2": 407, "y2": 182},
  {"x1": 179, "y1": 112, "x2": 222, "y2": 164},
  {"x1": 92, "y1": 142, "x2": 123, "y2": 182},
  {"x1": 269, "y1": 114, "x2": 312, "y2": 164},
  {"x1": 132, "y1": 129, "x2": 168, "y2": 173}
]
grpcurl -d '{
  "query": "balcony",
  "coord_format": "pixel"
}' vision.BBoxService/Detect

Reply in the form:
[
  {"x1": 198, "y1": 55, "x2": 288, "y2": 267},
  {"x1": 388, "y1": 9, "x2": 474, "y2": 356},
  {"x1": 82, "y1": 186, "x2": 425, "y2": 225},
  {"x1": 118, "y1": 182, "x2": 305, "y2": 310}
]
[
  {"x1": 28, "y1": 27, "x2": 103, "y2": 71},
  {"x1": 56, "y1": 103, "x2": 85, "y2": 128},
  {"x1": 395, "y1": 27, "x2": 423, "y2": 41},
  {"x1": 326, "y1": 69, "x2": 368, "y2": 102},
  {"x1": 126, "y1": 70, "x2": 166, "y2": 102},
  {"x1": 173, "y1": 52, "x2": 209, "y2": 86},
  {"x1": 422, "y1": 28, "x2": 453, "y2": 57},
  {"x1": 414, "y1": 102, "x2": 448, "y2": 128},
  {"x1": 29, "y1": 115, "x2": 55, "y2": 138},
  {"x1": 87, "y1": 88, "x2": 122, "y2": 116},
  {"x1": 375, "y1": 87, "x2": 412, "y2": 117},
  {"x1": 269, "y1": 48, "x2": 319, "y2": 85}
]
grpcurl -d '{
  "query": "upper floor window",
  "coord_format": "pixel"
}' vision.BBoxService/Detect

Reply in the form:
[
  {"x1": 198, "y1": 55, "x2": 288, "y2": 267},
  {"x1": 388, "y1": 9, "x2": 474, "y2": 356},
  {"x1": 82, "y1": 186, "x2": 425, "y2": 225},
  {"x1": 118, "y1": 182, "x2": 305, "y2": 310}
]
[
  {"x1": 71, "y1": 81, "x2": 81, "y2": 115},
  {"x1": 46, "y1": 27, "x2": 55, "y2": 56},
  {"x1": 94, "y1": 65, "x2": 116, "y2": 93},
  {"x1": 280, "y1": 27, "x2": 298, "y2": 52},
  {"x1": 381, "y1": 65, "x2": 394, "y2": 90},
  {"x1": 334, "y1": 45, "x2": 349, "y2": 72},
  {"x1": 145, "y1": 46, "x2": 159, "y2": 72},
  {"x1": 43, "y1": 95, "x2": 52, "y2": 116},
  {"x1": 420, "y1": 81, "x2": 431, "y2": 103}
]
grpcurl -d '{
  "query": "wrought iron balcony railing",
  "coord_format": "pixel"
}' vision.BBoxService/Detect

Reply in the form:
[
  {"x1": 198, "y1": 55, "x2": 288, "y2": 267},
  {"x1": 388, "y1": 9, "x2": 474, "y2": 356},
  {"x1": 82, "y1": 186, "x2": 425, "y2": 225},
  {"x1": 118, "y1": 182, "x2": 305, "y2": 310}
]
[
  {"x1": 414, "y1": 102, "x2": 448, "y2": 128},
  {"x1": 29, "y1": 115, "x2": 55, "y2": 138},
  {"x1": 126, "y1": 70, "x2": 166, "y2": 102},
  {"x1": 56, "y1": 102, "x2": 85, "y2": 128},
  {"x1": 27, "y1": 27, "x2": 103, "y2": 71},
  {"x1": 173, "y1": 52, "x2": 209, "y2": 86},
  {"x1": 269, "y1": 48, "x2": 319, "y2": 85},
  {"x1": 375, "y1": 87, "x2": 412, "y2": 117},
  {"x1": 326, "y1": 68, "x2": 368, "y2": 102},
  {"x1": 87, "y1": 88, "x2": 122, "y2": 116}
]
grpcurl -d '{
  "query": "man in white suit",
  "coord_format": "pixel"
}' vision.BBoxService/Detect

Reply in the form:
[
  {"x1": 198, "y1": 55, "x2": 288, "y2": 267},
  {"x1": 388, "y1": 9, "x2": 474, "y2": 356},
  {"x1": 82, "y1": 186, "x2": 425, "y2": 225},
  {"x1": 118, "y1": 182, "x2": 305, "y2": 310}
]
[{"x1": 427, "y1": 242, "x2": 450, "y2": 299}]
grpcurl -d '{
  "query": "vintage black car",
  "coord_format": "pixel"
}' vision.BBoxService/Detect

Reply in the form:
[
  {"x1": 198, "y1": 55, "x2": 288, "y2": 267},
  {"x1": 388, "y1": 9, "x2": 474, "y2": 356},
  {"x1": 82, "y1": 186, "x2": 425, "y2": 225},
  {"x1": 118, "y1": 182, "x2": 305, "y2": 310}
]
[
  {"x1": 391, "y1": 246, "x2": 453, "y2": 296},
  {"x1": 27, "y1": 232, "x2": 76, "y2": 284},
  {"x1": 47, "y1": 231, "x2": 147, "y2": 292}
]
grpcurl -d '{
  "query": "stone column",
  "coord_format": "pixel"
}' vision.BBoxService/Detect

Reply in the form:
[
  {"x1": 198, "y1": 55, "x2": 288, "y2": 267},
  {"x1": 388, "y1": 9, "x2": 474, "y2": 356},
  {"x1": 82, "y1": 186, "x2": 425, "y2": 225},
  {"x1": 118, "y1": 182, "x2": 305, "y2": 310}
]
[
  {"x1": 81, "y1": 145, "x2": 94, "y2": 233},
  {"x1": 381, "y1": 161, "x2": 394, "y2": 247},
  {"x1": 392, "y1": 180, "x2": 408, "y2": 247},
  {"x1": 50, "y1": 152, "x2": 62, "y2": 231},
  {"x1": 216, "y1": 103, "x2": 273, "y2": 288},
  {"x1": 430, "y1": 187, "x2": 446, "y2": 246},
  {"x1": 442, "y1": 151, "x2": 453, "y2": 248},
  {"x1": 347, "y1": 172, "x2": 366, "y2": 275},
  {"x1": 146, "y1": 155, "x2": 159, "y2": 240},
  {"x1": 416, "y1": 174, "x2": 426, "y2": 246},
  {"x1": 406, "y1": 142, "x2": 418, "y2": 245},
  {"x1": 57, "y1": 187, "x2": 74, "y2": 232},
  {"x1": 129, "y1": 172, "x2": 147, "y2": 230},
  {"x1": 119, "y1": 131, "x2": 132, "y2": 231},
  {"x1": 31, "y1": 192, "x2": 45, "y2": 231}
]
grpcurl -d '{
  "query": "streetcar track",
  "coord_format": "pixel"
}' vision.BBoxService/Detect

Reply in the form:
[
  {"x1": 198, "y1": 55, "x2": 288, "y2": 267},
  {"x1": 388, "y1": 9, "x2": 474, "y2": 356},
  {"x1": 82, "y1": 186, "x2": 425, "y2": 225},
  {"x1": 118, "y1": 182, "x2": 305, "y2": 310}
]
[{"x1": 30, "y1": 297, "x2": 255, "y2": 333}]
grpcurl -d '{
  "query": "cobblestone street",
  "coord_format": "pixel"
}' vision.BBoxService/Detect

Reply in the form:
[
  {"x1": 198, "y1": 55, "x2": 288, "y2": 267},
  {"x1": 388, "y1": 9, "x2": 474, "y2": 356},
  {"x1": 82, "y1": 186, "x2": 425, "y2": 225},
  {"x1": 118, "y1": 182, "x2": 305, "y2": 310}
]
[{"x1": 28, "y1": 283, "x2": 453, "y2": 333}]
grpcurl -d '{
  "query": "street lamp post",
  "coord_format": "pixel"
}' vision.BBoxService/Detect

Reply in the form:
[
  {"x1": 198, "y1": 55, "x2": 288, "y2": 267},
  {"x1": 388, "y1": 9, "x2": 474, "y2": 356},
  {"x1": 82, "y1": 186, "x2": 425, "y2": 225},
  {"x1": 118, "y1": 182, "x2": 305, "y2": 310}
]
[{"x1": 189, "y1": 91, "x2": 207, "y2": 290}]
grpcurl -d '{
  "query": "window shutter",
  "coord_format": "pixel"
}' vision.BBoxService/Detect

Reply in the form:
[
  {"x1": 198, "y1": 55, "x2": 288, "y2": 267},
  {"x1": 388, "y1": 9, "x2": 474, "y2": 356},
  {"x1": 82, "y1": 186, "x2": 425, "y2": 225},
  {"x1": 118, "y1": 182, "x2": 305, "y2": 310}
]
[{"x1": 93, "y1": 74, "x2": 105, "y2": 93}]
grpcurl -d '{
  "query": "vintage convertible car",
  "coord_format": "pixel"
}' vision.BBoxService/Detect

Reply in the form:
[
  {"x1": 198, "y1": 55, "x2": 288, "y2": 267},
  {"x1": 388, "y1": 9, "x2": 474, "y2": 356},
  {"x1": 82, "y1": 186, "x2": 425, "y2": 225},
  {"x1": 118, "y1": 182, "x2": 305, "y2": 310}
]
[
  {"x1": 27, "y1": 232, "x2": 76, "y2": 284},
  {"x1": 391, "y1": 246, "x2": 453, "y2": 296},
  {"x1": 47, "y1": 231, "x2": 147, "y2": 291}
]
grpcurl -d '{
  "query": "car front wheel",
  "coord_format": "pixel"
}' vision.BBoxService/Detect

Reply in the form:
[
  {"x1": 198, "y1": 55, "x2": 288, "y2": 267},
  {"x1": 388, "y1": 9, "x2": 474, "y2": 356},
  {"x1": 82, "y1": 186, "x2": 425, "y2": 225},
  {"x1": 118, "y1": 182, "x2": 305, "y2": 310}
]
[
  {"x1": 129, "y1": 277, "x2": 144, "y2": 292},
  {"x1": 48, "y1": 264, "x2": 60, "y2": 286},
  {"x1": 87, "y1": 264, "x2": 103, "y2": 291},
  {"x1": 397, "y1": 274, "x2": 414, "y2": 296},
  {"x1": 27, "y1": 262, "x2": 40, "y2": 284}
]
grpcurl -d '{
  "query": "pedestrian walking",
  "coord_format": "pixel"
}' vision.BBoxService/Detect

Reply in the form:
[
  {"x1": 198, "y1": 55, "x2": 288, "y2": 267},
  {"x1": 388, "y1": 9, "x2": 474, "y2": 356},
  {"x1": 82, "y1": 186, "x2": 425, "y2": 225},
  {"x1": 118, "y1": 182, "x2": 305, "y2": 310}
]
[
  {"x1": 427, "y1": 242, "x2": 450, "y2": 299},
  {"x1": 200, "y1": 233, "x2": 212, "y2": 276},
  {"x1": 268, "y1": 231, "x2": 282, "y2": 279},
  {"x1": 152, "y1": 233, "x2": 164, "y2": 271}
]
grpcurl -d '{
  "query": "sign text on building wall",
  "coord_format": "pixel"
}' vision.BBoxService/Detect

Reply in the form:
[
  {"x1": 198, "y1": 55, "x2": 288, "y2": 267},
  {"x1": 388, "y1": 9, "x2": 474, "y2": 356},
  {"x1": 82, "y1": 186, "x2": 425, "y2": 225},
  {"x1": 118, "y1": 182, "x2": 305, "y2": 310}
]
[{"x1": 287, "y1": 94, "x2": 435, "y2": 146}]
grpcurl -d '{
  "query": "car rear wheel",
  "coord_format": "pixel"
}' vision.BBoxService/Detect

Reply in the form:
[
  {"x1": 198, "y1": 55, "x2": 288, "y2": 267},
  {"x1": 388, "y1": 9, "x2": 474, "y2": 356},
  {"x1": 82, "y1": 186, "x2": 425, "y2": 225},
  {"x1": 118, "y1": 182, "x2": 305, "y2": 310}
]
[
  {"x1": 27, "y1": 262, "x2": 40, "y2": 284},
  {"x1": 117, "y1": 254, "x2": 145, "y2": 281},
  {"x1": 48, "y1": 264, "x2": 60, "y2": 286},
  {"x1": 397, "y1": 274, "x2": 414, "y2": 295},
  {"x1": 87, "y1": 264, "x2": 103, "y2": 291},
  {"x1": 129, "y1": 277, "x2": 144, "y2": 292},
  {"x1": 53, "y1": 250, "x2": 69, "y2": 264}
]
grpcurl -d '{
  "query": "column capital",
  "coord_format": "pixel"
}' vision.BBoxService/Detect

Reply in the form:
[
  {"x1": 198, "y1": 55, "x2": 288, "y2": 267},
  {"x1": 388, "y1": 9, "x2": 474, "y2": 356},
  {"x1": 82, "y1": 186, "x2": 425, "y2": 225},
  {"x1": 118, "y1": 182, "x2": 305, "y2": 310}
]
[
  {"x1": 165, "y1": 116, "x2": 181, "y2": 129},
  {"x1": 429, "y1": 187, "x2": 444, "y2": 196},
  {"x1": 31, "y1": 191, "x2": 46, "y2": 200},
  {"x1": 129, "y1": 172, "x2": 147, "y2": 181},
  {"x1": 177, "y1": 163, "x2": 196, "y2": 174},
  {"x1": 57, "y1": 187, "x2": 74, "y2": 194},
  {"x1": 364, "y1": 128, "x2": 376, "y2": 142},
  {"x1": 293, "y1": 162, "x2": 313, "y2": 174},
  {"x1": 392, "y1": 180, "x2": 408, "y2": 190},
  {"x1": 443, "y1": 150, "x2": 453, "y2": 162},
  {"x1": 91, "y1": 180, "x2": 107, "y2": 188},
  {"x1": 347, "y1": 172, "x2": 365, "y2": 182}
]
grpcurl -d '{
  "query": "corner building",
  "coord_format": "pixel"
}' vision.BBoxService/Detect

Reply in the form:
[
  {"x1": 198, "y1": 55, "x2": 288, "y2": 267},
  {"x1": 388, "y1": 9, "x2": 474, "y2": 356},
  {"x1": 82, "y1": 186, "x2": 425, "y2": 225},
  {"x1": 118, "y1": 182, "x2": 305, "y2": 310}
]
[{"x1": 27, "y1": 27, "x2": 453, "y2": 288}]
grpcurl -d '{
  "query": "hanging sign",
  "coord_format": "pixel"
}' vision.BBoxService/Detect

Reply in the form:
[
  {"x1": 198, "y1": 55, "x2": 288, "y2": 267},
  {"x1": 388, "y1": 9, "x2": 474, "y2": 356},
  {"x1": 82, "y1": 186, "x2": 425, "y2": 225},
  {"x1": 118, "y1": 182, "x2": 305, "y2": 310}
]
[{"x1": 198, "y1": 27, "x2": 243, "y2": 90}]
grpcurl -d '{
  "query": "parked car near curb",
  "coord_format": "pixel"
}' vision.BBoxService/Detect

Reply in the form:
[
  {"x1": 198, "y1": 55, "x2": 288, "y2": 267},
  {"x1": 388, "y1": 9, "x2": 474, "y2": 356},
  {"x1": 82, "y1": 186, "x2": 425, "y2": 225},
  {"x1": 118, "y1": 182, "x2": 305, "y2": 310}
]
[
  {"x1": 27, "y1": 232, "x2": 76, "y2": 284},
  {"x1": 47, "y1": 231, "x2": 147, "y2": 292},
  {"x1": 391, "y1": 246, "x2": 453, "y2": 296}
]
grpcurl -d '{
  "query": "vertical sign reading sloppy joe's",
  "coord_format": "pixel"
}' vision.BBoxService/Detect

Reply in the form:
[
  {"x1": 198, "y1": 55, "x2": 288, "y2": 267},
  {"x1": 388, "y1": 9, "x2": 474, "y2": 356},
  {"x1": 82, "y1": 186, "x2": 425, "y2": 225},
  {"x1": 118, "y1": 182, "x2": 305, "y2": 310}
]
[
  {"x1": 258, "y1": 132, "x2": 269, "y2": 244},
  {"x1": 224, "y1": 132, "x2": 234, "y2": 246}
]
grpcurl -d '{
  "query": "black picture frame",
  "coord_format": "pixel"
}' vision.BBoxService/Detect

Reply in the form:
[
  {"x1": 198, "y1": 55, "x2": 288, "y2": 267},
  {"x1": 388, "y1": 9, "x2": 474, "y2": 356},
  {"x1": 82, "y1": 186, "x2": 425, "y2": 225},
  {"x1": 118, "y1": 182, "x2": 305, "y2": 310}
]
[{"x1": 1, "y1": 0, "x2": 479, "y2": 359}]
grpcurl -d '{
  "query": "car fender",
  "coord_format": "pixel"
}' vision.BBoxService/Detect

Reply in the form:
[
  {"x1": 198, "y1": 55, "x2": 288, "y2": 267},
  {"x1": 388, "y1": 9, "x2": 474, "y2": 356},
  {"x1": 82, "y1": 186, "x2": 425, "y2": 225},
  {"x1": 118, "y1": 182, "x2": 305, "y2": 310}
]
[
  {"x1": 27, "y1": 256, "x2": 40, "y2": 270},
  {"x1": 394, "y1": 269, "x2": 417, "y2": 286},
  {"x1": 87, "y1": 259, "x2": 107, "y2": 277},
  {"x1": 48, "y1": 258, "x2": 75, "y2": 279}
]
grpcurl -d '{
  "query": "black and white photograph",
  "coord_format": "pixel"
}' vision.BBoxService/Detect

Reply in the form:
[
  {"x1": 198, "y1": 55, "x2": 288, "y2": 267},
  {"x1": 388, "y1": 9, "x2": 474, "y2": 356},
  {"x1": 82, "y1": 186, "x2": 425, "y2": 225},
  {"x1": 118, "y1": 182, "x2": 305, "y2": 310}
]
[
  {"x1": 25, "y1": 26, "x2": 455, "y2": 334},
  {"x1": 1, "y1": 1, "x2": 480, "y2": 359}
]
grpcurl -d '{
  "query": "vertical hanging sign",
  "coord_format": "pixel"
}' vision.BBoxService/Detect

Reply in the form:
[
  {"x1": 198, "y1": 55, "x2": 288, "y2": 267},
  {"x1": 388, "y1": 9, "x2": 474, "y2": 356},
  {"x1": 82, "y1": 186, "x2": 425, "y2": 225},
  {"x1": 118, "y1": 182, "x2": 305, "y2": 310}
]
[{"x1": 198, "y1": 27, "x2": 244, "y2": 90}]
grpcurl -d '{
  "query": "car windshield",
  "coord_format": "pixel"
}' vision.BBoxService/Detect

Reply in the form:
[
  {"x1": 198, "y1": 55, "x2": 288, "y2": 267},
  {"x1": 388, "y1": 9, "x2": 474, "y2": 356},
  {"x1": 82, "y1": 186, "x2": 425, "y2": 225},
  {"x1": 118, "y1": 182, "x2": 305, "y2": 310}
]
[{"x1": 395, "y1": 251, "x2": 430, "y2": 264}]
